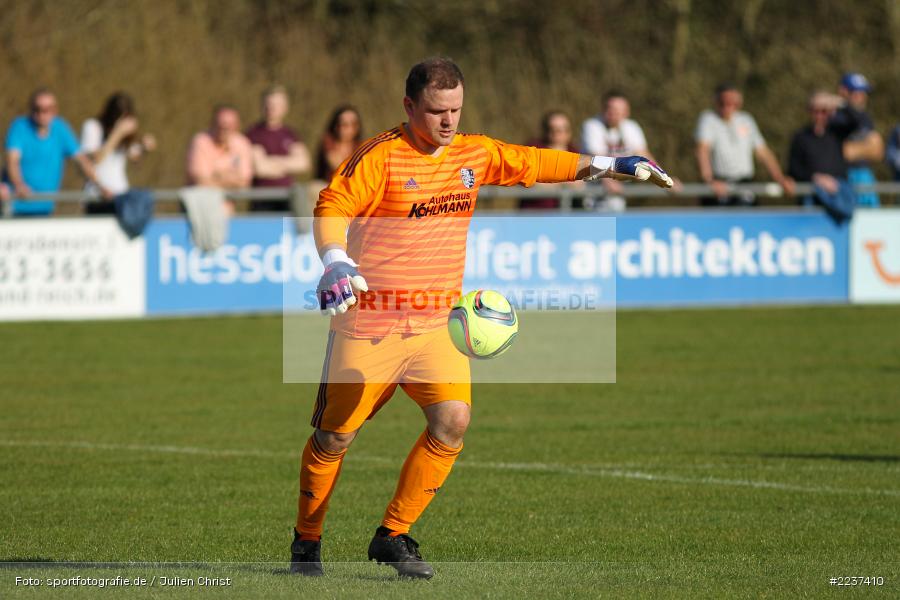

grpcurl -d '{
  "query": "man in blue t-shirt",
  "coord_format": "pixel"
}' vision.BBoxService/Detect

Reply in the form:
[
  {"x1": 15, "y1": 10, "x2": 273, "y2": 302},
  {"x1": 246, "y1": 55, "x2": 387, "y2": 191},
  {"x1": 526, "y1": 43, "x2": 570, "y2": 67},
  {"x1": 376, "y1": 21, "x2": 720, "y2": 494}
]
[{"x1": 3, "y1": 88, "x2": 106, "y2": 215}]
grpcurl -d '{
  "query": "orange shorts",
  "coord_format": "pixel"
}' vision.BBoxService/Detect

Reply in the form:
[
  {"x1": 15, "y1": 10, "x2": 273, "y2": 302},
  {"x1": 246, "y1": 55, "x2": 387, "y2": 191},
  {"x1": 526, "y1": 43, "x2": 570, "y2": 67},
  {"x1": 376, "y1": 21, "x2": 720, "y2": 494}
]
[{"x1": 310, "y1": 327, "x2": 471, "y2": 433}]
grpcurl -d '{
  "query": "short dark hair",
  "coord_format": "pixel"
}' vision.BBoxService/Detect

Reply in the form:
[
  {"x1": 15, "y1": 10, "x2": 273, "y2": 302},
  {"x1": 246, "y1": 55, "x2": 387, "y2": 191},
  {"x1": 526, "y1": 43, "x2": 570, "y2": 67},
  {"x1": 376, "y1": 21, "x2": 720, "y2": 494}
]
[
  {"x1": 405, "y1": 57, "x2": 464, "y2": 102},
  {"x1": 602, "y1": 89, "x2": 627, "y2": 106},
  {"x1": 714, "y1": 82, "x2": 739, "y2": 98}
]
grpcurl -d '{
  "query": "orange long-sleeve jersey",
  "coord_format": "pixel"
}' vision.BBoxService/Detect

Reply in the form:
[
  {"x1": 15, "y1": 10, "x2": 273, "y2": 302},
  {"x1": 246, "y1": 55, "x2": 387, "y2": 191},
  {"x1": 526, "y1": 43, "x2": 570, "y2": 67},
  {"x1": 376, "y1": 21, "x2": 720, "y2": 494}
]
[{"x1": 314, "y1": 125, "x2": 579, "y2": 338}]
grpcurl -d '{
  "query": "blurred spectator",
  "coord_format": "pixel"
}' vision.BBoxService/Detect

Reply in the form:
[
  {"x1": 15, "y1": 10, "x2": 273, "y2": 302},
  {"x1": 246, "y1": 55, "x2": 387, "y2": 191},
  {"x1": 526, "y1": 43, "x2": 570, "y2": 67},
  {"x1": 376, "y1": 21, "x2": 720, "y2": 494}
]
[
  {"x1": 695, "y1": 83, "x2": 794, "y2": 206},
  {"x1": 787, "y1": 91, "x2": 864, "y2": 222},
  {"x1": 886, "y1": 124, "x2": 900, "y2": 180},
  {"x1": 581, "y1": 91, "x2": 655, "y2": 211},
  {"x1": 315, "y1": 106, "x2": 362, "y2": 182},
  {"x1": 529, "y1": 110, "x2": 578, "y2": 153},
  {"x1": 3, "y1": 88, "x2": 107, "y2": 216},
  {"x1": 0, "y1": 170, "x2": 9, "y2": 207},
  {"x1": 81, "y1": 92, "x2": 157, "y2": 217},
  {"x1": 837, "y1": 73, "x2": 882, "y2": 207},
  {"x1": 582, "y1": 91, "x2": 649, "y2": 157},
  {"x1": 245, "y1": 84, "x2": 311, "y2": 212},
  {"x1": 186, "y1": 104, "x2": 253, "y2": 190},
  {"x1": 522, "y1": 110, "x2": 579, "y2": 209}
]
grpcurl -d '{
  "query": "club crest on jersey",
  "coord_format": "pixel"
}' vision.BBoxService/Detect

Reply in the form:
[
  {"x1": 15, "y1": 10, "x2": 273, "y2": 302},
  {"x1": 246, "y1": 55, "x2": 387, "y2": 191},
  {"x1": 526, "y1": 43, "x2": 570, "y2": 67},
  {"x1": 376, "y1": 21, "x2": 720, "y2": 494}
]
[{"x1": 460, "y1": 168, "x2": 476, "y2": 189}]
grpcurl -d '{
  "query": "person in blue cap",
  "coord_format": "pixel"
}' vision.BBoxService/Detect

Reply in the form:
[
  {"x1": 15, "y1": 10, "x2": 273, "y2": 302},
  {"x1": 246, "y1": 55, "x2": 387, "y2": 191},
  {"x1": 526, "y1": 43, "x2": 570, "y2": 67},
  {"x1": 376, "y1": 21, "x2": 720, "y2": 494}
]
[{"x1": 837, "y1": 72, "x2": 883, "y2": 207}]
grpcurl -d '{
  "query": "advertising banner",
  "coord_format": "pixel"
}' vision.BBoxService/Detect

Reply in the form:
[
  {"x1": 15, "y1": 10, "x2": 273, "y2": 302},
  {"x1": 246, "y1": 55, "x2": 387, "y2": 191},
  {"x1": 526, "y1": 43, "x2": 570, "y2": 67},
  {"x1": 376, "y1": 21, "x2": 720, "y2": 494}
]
[
  {"x1": 465, "y1": 212, "x2": 848, "y2": 307},
  {"x1": 850, "y1": 208, "x2": 900, "y2": 303},
  {"x1": 610, "y1": 211, "x2": 848, "y2": 306},
  {"x1": 0, "y1": 218, "x2": 144, "y2": 320},
  {"x1": 145, "y1": 217, "x2": 321, "y2": 314},
  {"x1": 145, "y1": 211, "x2": 848, "y2": 315}
]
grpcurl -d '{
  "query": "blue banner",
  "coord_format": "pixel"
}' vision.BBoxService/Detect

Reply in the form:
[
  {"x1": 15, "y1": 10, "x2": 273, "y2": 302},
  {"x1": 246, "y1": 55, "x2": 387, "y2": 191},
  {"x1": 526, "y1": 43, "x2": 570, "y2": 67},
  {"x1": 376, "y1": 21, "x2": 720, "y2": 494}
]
[
  {"x1": 464, "y1": 212, "x2": 848, "y2": 307},
  {"x1": 611, "y1": 212, "x2": 848, "y2": 305},
  {"x1": 145, "y1": 218, "x2": 320, "y2": 314},
  {"x1": 144, "y1": 211, "x2": 849, "y2": 315}
]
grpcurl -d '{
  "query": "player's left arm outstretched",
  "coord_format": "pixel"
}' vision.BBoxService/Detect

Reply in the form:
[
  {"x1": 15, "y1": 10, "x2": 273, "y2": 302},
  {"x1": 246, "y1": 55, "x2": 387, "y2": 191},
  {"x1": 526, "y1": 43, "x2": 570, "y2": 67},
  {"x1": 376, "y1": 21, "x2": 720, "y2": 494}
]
[
  {"x1": 477, "y1": 136, "x2": 673, "y2": 191},
  {"x1": 313, "y1": 139, "x2": 675, "y2": 315}
]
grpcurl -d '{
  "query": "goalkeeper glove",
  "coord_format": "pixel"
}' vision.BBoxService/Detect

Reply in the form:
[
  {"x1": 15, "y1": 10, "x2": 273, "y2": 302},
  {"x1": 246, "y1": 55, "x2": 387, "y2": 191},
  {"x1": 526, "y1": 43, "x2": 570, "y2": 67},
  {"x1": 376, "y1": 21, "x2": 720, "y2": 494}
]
[
  {"x1": 585, "y1": 155, "x2": 674, "y2": 188},
  {"x1": 317, "y1": 248, "x2": 369, "y2": 316}
]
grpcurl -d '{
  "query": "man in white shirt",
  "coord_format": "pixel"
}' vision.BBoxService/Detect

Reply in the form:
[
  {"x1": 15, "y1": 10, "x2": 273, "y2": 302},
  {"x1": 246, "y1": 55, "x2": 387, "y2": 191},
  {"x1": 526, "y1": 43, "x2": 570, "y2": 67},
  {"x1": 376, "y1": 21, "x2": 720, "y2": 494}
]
[
  {"x1": 695, "y1": 83, "x2": 794, "y2": 205},
  {"x1": 581, "y1": 91, "x2": 658, "y2": 210}
]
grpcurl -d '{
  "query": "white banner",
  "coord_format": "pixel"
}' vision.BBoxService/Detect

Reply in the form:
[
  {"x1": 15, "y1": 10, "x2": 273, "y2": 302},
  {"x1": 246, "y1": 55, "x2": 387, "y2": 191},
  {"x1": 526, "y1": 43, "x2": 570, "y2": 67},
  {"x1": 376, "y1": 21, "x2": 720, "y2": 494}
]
[
  {"x1": 850, "y1": 208, "x2": 900, "y2": 303},
  {"x1": 0, "y1": 218, "x2": 145, "y2": 320}
]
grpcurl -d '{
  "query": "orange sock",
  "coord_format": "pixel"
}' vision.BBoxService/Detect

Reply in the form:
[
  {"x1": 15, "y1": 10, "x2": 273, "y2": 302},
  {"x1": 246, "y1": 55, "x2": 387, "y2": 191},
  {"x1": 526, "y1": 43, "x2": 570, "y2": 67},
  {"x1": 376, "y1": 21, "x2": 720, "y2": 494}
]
[
  {"x1": 382, "y1": 429, "x2": 462, "y2": 534},
  {"x1": 296, "y1": 434, "x2": 346, "y2": 538}
]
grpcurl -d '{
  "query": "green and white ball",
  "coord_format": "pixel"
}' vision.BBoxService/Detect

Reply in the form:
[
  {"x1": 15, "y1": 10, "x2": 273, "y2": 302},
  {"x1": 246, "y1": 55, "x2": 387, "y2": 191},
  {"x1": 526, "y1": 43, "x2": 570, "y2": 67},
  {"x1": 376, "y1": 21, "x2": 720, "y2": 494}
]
[{"x1": 448, "y1": 290, "x2": 518, "y2": 359}]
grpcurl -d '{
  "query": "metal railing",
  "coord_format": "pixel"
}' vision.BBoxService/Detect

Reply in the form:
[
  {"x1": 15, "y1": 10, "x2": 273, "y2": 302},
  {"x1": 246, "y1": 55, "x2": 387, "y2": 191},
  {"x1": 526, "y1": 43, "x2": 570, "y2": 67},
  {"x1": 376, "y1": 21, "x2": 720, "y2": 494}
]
[{"x1": 3, "y1": 181, "x2": 896, "y2": 215}]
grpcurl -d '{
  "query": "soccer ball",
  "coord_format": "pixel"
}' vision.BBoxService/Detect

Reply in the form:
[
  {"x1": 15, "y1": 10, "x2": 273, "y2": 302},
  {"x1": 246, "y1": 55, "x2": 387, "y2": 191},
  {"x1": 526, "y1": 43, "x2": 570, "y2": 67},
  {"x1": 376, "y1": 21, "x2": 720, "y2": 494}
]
[{"x1": 447, "y1": 290, "x2": 518, "y2": 359}]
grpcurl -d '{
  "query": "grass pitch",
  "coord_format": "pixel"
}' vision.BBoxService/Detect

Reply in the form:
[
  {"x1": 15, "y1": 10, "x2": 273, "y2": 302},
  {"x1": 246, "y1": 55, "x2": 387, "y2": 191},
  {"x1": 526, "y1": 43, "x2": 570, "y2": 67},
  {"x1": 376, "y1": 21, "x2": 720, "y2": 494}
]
[{"x1": 1, "y1": 306, "x2": 898, "y2": 598}]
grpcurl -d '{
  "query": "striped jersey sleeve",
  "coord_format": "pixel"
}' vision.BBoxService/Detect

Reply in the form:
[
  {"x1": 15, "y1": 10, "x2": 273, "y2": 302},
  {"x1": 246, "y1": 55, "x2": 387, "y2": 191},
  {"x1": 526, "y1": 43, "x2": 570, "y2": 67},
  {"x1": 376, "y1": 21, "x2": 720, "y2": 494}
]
[
  {"x1": 313, "y1": 128, "x2": 401, "y2": 250},
  {"x1": 465, "y1": 134, "x2": 544, "y2": 188}
]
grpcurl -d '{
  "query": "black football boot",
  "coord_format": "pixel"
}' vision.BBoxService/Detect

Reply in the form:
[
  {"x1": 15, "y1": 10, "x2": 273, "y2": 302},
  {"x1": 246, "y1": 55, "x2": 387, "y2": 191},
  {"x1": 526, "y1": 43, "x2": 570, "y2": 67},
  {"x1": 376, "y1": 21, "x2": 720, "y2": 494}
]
[
  {"x1": 367, "y1": 526, "x2": 435, "y2": 579},
  {"x1": 290, "y1": 528, "x2": 324, "y2": 576}
]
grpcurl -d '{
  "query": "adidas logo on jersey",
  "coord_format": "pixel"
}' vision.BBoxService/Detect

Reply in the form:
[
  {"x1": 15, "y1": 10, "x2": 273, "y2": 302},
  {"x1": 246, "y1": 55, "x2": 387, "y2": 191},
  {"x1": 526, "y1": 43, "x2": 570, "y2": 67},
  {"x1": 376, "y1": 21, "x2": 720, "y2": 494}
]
[{"x1": 403, "y1": 177, "x2": 420, "y2": 190}]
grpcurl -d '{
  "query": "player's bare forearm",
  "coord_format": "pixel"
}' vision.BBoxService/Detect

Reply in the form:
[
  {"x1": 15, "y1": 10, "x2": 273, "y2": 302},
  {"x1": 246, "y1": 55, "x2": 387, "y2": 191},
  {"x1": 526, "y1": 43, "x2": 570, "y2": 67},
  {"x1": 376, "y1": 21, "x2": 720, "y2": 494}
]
[{"x1": 574, "y1": 154, "x2": 594, "y2": 180}]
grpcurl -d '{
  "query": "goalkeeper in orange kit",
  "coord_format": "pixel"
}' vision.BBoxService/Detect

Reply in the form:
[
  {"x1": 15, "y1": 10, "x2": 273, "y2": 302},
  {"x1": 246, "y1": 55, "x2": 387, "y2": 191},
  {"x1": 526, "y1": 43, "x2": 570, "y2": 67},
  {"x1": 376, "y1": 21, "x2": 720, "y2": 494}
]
[{"x1": 291, "y1": 56, "x2": 673, "y2": 579}]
